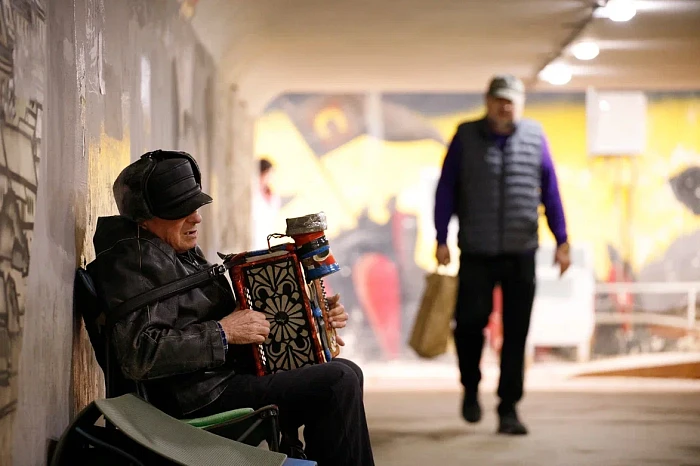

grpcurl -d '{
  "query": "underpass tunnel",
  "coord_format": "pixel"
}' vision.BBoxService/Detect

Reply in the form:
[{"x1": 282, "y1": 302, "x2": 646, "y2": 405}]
[
  {"x1": 1, "y1": 0, "x2": 700, "y2": 464},
  {"x1": 196, "y1": 0, "x2": 700, "y2": 363}
]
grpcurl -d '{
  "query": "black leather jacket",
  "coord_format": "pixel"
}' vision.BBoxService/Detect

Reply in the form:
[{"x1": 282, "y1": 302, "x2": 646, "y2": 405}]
[{"x1": 87, "y1": 215, "x2": 249, "y2": 416}]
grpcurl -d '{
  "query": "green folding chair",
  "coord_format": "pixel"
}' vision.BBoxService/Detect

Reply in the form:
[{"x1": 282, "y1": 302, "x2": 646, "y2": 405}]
[{"x1": 50, "y1": 392, "x2": 316, "y2": 465}]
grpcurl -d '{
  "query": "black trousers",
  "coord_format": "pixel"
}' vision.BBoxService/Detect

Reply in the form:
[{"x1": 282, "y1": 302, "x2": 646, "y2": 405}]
[
  {"x1": 191, "y1": 358, "x2": 375, "y2": 466},
  {"x1": 454, "y1": 253, "x2": 536, "y2": 409}
]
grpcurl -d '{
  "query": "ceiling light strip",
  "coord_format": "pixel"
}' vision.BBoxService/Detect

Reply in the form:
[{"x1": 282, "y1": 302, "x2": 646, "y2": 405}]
[{"x1": 525, "y1": 0, "x2": 606, "y2": 89}]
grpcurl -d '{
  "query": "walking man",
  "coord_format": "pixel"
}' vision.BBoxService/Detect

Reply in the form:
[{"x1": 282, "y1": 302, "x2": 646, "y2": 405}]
[{"x1": 434, "y1": 74, "x2": 571, "y2": 435}]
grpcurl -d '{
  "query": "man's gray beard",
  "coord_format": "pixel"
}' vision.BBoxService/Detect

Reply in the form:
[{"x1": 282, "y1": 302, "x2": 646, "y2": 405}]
[{"x1": 489, "y1": 118, "x2": 515, "y2": 135}]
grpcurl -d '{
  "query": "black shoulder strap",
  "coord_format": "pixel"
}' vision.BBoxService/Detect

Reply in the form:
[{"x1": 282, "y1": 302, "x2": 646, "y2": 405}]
[{"x1": 106, "y1": 263, "x2": 230, "y2": 329}]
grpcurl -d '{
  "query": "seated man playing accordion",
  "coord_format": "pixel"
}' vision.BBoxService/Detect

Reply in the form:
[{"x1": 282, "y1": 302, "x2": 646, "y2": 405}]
[{"x1": 88, "y1": 150, "x2": 375, "y2": 466}]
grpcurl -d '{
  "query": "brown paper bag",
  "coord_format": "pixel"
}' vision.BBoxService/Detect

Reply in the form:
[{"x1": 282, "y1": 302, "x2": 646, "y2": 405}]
[{"x1": 408, "y1": 271, "x2": 458, "y2": 359}]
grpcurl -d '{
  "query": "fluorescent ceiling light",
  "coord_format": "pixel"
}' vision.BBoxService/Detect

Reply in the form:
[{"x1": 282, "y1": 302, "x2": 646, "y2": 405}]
[
  {"x1": 571, "y1": 41, "x2": 600, "y2": 60},
  {"x1": 539, "y1": 64, "x2": 572, "y2": 85},
  {"x1": 597, "y1": 0, "x2": 637, "y2": 22}
]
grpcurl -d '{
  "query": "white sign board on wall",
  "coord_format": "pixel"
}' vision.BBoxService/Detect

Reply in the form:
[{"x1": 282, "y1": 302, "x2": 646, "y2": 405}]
[{"x1": 586, "y1": 88, "x2": 648, "y2": 156}]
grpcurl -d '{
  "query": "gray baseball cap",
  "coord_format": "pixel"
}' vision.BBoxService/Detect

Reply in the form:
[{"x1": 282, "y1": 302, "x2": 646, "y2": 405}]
[{"x1": 487, "y1": 74, "x2": 525, "y2": 102}]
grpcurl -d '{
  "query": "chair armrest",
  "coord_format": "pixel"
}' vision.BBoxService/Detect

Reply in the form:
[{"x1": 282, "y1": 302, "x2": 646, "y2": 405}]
[
  {"x1": 181, "y1": 408, "x2": 255, "y2": 428},
  {"x1": 185, "y1": 405, "x2": 282, "y2": 452}
]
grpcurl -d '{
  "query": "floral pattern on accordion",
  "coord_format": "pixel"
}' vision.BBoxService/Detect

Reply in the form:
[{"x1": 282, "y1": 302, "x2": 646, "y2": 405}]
[{"x1": 245, "y1": 257, "x2": 319, "y2": 372}]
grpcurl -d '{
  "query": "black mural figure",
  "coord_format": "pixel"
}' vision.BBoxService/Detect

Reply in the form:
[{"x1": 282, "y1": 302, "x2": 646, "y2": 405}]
[
  {"x1": 0, "y1": 191, "x2": 27, "y2": 387},
  {"x1": 637, "y1": 165, "x2": 700, "y2": 296},
  {"x1": 323, "y1": 198, "x2": 424, "y2": 360},
  {"x1": 595, "y1": 165, "x2": 700, "y2": 356},
  {"x1": 669, "y1": 166, "x2": 700, "y2": 215},
  {"x1": 321, "y1": 197, "x2": 425, "y2": 360}
]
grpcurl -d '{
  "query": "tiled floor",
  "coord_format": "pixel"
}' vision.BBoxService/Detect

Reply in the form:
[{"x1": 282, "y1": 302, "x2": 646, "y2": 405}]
[
  {"x1": 360, "y1": 353, "x2": 700, "y2": 465},
  {"x1": 366, "y1": 389, "x2": 700, "y2": 466}
]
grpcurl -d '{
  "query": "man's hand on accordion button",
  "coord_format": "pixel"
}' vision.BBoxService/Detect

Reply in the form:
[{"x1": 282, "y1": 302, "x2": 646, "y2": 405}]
[
  {"x1": 327, "y1": 293, "x2": 349, "y2": 346},
  {"x1": 218, "y1": 309, "x2": 270, "y2": 345}
]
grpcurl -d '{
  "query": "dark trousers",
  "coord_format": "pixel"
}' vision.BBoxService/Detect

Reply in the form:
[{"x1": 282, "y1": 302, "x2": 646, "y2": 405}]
[
  {"x1": 454, "y1": 253, "x2": 536, "y2": 410},
  {"x1": 191, "y1": 358, "x2": 375, "y2": 466}
]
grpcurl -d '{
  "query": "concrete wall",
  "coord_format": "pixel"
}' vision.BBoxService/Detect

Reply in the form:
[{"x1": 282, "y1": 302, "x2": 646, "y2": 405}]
[{"x1": 1, "y1": 1, "x2": 255, "y2": 464}]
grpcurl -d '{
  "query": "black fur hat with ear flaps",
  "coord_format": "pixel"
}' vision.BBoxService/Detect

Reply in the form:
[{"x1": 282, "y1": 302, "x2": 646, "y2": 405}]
[{"x1": 112, "y1": 150, "x2": 212, "y2": 223}]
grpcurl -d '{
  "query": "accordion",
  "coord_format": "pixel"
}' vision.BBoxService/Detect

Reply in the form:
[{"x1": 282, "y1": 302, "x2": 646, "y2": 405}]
[{"x1": 221, "y1": 212, "x2": 341, "y2": 376}]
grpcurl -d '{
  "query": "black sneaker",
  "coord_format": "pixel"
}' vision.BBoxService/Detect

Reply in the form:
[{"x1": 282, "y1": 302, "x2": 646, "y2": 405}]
[
  {"x1": 462, "y1": 395, "x2": 482, "y2": 423},
  {"x1": 497, "y1": 409, "x2": 528, "y2": 435}
]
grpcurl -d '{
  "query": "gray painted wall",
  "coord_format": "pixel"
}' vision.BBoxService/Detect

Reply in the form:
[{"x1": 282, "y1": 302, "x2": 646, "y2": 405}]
[
  {"x1": 0, "y1": 0, "x2": 46, "y2": 463},
  {"x1": 1, "y1": 0, "x2": 254, "y2": 464}
]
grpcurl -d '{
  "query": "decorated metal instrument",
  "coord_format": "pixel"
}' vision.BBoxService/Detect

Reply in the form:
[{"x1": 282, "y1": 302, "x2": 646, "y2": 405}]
[
  {"x1": 221, "y1": 212, "x2": 341, "y2": 376},
  {"x1": 285, "y1": 212, "x2": 341, "y2": 362}
]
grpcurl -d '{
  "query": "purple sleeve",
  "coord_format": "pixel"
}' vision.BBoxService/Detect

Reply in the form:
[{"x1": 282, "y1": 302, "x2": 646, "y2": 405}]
[
  {"x1": 434, "y1": 134, "x2": 461, "y2": 245},
  {"x1": 540, "y1": 134, "x2": 568, "y2": 245}
]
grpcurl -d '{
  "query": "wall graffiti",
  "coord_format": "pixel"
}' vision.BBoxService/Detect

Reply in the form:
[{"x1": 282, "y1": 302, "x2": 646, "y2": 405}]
[{"x1": 0, "y1": 0, "x2": 44, "y2": 447}]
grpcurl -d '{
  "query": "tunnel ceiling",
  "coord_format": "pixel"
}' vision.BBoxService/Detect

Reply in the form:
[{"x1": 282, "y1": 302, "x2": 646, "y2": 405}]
[{"x1": 188, "y1": 0, "x2": 700, "y2": 114}]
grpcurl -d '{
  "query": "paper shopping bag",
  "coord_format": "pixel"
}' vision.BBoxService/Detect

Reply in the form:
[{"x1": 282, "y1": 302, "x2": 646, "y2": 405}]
[{"x1": 408, "y1": 271, "x2": 458, "y2": 359}]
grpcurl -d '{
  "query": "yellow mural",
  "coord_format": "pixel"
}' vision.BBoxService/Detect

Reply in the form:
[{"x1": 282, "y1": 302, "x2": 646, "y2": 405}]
[
  {"x1": 255, "y1": 94, "x2": 700, "y2": 281},
  {"x1": 77, "y1": 126, "x2": 132, "y2": 266}
]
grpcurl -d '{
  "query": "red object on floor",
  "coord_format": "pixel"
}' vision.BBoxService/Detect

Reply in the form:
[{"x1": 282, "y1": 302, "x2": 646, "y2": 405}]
[{"x1": 353, "y1": 253, "x2": 401, "y2": 358}]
